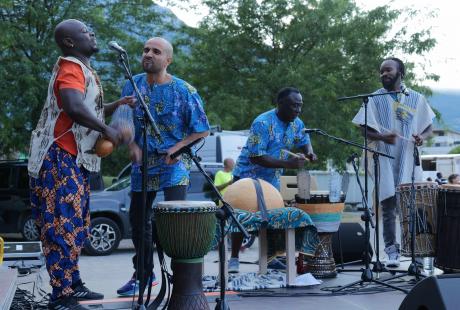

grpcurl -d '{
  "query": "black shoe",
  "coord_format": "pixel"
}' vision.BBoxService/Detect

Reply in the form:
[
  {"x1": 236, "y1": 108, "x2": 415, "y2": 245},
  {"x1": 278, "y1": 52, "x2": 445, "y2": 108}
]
[
  {"x1": 72, "y1": 283, "x2": 104, "y2": 300},
  {"x1": 48, "y1": 296, "x2": 89, "y2": 310}
]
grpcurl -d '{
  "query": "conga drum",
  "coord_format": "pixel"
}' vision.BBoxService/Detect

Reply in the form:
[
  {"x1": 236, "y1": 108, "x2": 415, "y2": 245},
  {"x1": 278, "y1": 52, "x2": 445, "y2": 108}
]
[
  {"x1": 154, "y1": 201, "x2": 217, "y2": 310},
  {"x1": 296, "y1": 193, "x2": 344, "y2": 278},
  {"x1": 435, "y1": 184, "x2": 460, "y2": 272},
  {"x1": 396, "y1": 182, "x2": 438, "y2": 257}
]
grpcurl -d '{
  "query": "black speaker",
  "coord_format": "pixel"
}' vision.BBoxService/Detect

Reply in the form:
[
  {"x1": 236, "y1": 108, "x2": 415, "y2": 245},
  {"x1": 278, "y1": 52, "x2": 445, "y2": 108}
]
[
  {"x1": 332, "y1": 222, "x2": 373, "y2": 263},
  {"x1": 400, "y1": 274, "x2": 460, "y2": 310}
]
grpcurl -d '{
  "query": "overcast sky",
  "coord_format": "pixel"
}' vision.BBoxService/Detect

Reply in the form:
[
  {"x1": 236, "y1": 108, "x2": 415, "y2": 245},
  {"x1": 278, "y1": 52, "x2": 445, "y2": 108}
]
[{"x1": 156, "y1": 0, "x2": 459, "y2": 91}]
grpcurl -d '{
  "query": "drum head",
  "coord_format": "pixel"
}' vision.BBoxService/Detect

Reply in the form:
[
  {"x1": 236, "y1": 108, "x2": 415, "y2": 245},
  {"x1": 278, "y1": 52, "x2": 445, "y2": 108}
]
[
  {"x1": 440, "y1": 184, "x2": 460, "y2": 191},
  {"x1": 155, "y1": 200, "x2": 216, "y2": 210},
  {"x1": 396, "y1": 182, "x2": 438, "y2": 192}
]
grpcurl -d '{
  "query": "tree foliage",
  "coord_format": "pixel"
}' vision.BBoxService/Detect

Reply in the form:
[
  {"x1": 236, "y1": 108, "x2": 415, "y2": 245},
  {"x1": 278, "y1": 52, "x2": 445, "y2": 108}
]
[
  {"x1": 449, "y1": 146, "x2": 460, "y2": 154},
  {"x1": 0, "y1": 0, "x2": 186, "y2": 175},
  {"x1": 175, "y1": 0, "x2": 437, "y2": 169},
  {"x1": 0, "y1": 0, "x2": 438, "y2": 174}
]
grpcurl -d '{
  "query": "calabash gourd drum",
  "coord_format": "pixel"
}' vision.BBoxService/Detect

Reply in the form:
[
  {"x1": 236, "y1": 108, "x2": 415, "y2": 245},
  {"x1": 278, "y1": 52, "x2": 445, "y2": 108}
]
[
  {"x1": 223, "y1": 178, "x2": 285, "y2": 212},
  {"x1": 154, "y1": 201, "x2": 217, "y2": 310}
]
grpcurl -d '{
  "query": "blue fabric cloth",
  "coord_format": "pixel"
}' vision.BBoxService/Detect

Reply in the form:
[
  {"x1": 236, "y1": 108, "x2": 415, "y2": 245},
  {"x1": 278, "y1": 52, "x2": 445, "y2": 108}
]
[
  {"x1": 121, "y1": 74, "x2": 210, "y2": 191},
  {"x1": 30, "y1": 143, "x2": 90, "y2": 299},
  {"x1": 233, "y1": 109, "x2": 310, "y2": 189},
  {"x1": 211, "y1": 207, "x2": 319, "y2": 256}
]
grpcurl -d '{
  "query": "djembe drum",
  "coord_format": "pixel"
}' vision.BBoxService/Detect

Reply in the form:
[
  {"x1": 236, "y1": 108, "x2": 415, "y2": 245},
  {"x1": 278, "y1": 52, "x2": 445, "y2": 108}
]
[
  {"x1": 435, "y1": 184, "x2": 460, "y2": 272},
  {"x1": 154, "y1": 201, "x2": 217, "y2": 310},
  {"x1": 296, "y1": 193, "x2": 344, "y2": 278},
  {"x1": 396, "y1": 182, "x2": 438, "y2": 257}
]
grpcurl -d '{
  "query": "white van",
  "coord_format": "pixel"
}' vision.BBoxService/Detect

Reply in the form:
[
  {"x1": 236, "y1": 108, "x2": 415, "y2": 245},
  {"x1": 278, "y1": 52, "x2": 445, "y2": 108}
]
[
  {"x1": 196, "y1": 130, "x2": 249, "y2": 163},
  {"x1": 421, "y1": 154, "x2": 460, "y2": 180}
]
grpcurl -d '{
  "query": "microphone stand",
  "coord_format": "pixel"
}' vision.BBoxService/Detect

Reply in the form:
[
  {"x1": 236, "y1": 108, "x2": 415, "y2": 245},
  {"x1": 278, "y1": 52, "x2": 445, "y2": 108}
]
[
  {"x1": 116, "y1": 52, "x2": 163, "y2": 310},
  {"x1": 306, "y1": 129, "x2": 407, "y2": 293},
  {"x1": 175, "y1": 143, "x2": 249, "y2": 310}
]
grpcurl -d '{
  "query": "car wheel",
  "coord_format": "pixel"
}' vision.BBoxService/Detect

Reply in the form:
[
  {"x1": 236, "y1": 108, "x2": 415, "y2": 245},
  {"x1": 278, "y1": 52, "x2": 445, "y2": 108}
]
[
  {"x1": 22, "y1": 215, "x2": 40, "y2": 241},
  {"x1": 84, "y1": 217, "x2": 121, "y2": 256}
]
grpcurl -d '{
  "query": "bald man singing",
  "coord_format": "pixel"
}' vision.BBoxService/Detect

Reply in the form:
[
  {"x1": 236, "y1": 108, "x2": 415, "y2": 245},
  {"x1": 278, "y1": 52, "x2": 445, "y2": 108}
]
[
  {"x1": 116, "y1": 37, "x2": 210, "y2": 296},
  {"x1": 28, "y1": 19, "x2": 136, "y2": 310}
]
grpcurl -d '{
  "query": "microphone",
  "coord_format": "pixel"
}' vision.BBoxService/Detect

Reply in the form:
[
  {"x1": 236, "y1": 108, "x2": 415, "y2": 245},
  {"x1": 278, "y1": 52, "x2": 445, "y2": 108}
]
[
  {"x1": 303, "y1": 128, "x2": 321, "y2": 134},
  {"x1": 108, "y1": 41, "x2": 127, "y2": 54},
  {"x1": 169, "y1": 138, "x2": 204, "y2": 159},
  {"x1": 401, "y1": 85, "x2": 410, "y2": 96}
]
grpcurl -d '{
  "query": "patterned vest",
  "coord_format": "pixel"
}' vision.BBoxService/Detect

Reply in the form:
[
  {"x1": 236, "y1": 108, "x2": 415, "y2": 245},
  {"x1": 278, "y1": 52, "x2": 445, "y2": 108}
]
[{"x1": 28, "y1": 56, "x2": 104, "y2": 178}]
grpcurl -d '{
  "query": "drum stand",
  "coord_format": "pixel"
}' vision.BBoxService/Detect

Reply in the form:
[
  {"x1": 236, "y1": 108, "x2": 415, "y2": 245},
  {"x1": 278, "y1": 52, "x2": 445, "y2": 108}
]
[
  {"x1": 115, "y1": 52, "x2": 165, "y2": 310},
  {"x1": 179, "y1": 147, "x2": 249, "y2": 310}
]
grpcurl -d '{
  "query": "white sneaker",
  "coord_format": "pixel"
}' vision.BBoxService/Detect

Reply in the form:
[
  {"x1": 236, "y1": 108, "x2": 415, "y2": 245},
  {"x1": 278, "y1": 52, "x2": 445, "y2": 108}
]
[
  {"x1": 387, "y1": 252, "x2": 400, "y2": 268},
  {"x1": 385, "y1": 245, "x2": 400, "y2": 268},
  {"x1": 228, "y1": 257, "x2": 239, "y2": 273}
]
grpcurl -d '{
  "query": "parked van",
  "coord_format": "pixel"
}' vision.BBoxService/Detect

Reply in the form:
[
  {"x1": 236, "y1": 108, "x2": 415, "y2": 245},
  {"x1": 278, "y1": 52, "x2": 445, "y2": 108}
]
[
  {"x1": 421, "y1": 154, "x2": 460, "y2": 180},
  {"x1": 196, "y1": 130, "x2": 249, "y2": 163}
]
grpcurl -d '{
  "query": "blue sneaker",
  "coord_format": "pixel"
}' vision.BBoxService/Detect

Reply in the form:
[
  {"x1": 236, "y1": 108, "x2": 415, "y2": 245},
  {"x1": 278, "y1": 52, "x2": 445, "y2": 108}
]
[
  {"x1": 267, "y1": 258, "x2": 286, "y2": 270},
  {"x1": 228, "y1": 257, "x2": 240, "y2": 273},
  {"x1": 117, "y1": 274, "x2": 159, "y2": 296}
]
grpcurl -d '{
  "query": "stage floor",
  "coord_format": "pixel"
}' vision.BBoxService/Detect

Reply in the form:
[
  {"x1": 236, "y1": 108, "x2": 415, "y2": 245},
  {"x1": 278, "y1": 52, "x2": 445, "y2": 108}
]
[{"x1": 4, "y1": 217, "x2": 436, "y2": 310}]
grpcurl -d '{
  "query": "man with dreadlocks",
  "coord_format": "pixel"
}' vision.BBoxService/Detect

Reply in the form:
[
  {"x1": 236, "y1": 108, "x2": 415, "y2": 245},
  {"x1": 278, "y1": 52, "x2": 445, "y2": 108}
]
[{"x1": 352, "y1": 57, "x2": 435, "y2": 267}]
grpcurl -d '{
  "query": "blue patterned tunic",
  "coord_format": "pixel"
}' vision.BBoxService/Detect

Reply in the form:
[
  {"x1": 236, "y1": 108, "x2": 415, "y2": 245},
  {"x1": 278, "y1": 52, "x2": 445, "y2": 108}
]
[
  {"x1": 233, "y1": 109, "x2": 310, "y2": 189},
  {"x1": 121, "y1": 74, "x2": 210, "y2": 191}
]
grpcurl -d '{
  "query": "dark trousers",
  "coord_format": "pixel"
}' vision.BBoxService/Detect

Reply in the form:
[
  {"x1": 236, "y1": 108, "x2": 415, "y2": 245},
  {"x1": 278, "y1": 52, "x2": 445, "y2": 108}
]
[{"x1": 129, "y1": 186, "x2": 187, "y2": 282}]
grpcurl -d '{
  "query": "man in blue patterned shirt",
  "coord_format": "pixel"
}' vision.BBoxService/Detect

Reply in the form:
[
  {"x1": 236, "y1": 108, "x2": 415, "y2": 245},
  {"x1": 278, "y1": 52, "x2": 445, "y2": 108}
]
[
  {"x1": 117, "y1": 37, "x2": 210, "y2": 296},
  {"x1": 229, "y1": 87, "x2": 316, "y2": 272}
]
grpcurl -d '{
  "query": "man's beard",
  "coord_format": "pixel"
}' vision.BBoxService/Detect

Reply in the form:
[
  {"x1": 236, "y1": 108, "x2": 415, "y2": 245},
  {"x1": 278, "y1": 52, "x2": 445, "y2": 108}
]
[
  {"x1": 143, "y1": 61, "x2": 159, "y2": 74},
  {"x1": 381, "y1": 74, "x2": 399, "y2": 90}
]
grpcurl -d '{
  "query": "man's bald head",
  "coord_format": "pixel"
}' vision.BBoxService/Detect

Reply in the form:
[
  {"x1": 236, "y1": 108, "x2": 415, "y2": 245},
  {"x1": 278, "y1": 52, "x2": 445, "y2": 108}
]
[
  {"x1": 54, "y1": 19, "x2": 84, "y2": 49},
  {"x1": 54, "y1": 19, "x2": 98, "y2": 57},
  {"x1": 141, "y1": 37, "x2": 174, "y2": 74},
  {"x1": 146, "y1": 37, "x2": 174, "y2": 58}
]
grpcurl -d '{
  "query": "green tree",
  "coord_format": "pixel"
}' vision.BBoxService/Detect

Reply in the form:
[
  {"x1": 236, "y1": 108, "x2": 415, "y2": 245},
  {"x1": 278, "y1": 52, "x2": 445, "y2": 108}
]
[
  {"x1": 176, "y1": 0, "x2": 437, "y2": 169},
  {"x1": 0, "y1": 0, "x2": 187, "y2": 175},
  {"x1": 449, "y1": 146, "x2": 460, "y2": 154}
]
